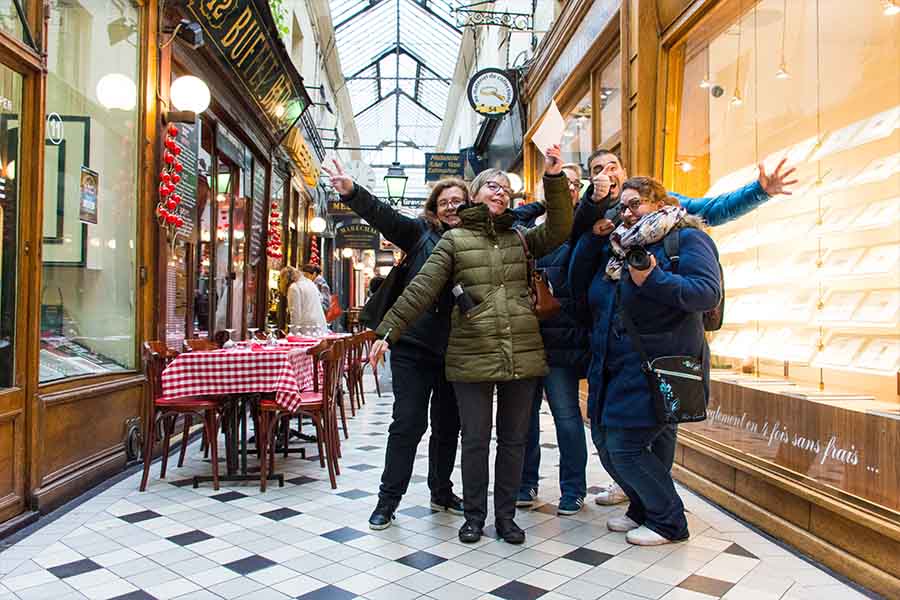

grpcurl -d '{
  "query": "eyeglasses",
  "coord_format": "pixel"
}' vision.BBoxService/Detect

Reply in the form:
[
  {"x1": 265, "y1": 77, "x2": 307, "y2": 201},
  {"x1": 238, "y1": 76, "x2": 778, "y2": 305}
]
[
  {"x1": 437, "y1": 198, "x2": 465, "y2": 209},
  {"x1": 484, "y1": 181, "x2": 512, "y2": 196},
  {"x1": 621, "y1": 198, "x2": 643, "y2": 213}
]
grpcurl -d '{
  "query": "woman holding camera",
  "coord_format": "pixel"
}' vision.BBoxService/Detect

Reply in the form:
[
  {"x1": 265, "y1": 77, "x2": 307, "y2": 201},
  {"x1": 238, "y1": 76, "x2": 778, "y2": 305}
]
[
  {"x1": 370, "y1": 146, "x2": 572, "y2": 544},
  {"x1": 569, "y1": 177, "x2": 720, "y2": 545}
]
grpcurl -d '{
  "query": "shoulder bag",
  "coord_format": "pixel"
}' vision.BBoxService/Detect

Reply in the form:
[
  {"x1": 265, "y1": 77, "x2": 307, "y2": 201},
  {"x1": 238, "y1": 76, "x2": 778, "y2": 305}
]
[
  {"x1": 512, "y1": 228, "x2": 561, "y2": 321},
  {"x1": 358, "y1": 231, "x2": 431, "y2": 330}
]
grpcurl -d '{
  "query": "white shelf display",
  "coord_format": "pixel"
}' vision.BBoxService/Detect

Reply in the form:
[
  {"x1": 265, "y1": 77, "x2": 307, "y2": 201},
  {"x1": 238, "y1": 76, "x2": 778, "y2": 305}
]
[
  {"x1": 853, "y1": 290, "x2": 900, "y2": 325},
  {"x1": 820, "y1": 247, "x2": 866, "y2": 278},
  {"x1": 854, "y1": 338, "x2": 900, "y2": 373},
  {"x1": 813, "y1": 336, "x2": 866, "y2": 369},
  {"x1": 851, "y1": 197, "x2": 900, "y2": 229},
  {"x1": 818, "y1": 290, "x2": 866, "y2": 323},
  {"x1": 857, "y1": 244, "x2": 900, "y2": 275},
  {"x1": 756, "y1": 328, "x2": 819, "y2": 363}
]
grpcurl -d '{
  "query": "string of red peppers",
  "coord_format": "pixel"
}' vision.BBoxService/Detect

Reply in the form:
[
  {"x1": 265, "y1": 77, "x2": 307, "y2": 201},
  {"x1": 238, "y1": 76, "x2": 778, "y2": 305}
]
[{"x1": 156, "y1": 123, "x2": 185, "y2": 235}]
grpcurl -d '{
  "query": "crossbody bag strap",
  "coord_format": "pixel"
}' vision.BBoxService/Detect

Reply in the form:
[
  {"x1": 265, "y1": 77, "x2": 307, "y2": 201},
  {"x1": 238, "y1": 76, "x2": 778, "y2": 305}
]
[
  {"x1": 512, "y1": 227, "x2": 535, "y2": 284},
  {"x1": 401, "y1": 230, "x2": 432, "y2": 267},
  {"x1": 614, "y1": 281, "x2": 653, "y2": 369}
]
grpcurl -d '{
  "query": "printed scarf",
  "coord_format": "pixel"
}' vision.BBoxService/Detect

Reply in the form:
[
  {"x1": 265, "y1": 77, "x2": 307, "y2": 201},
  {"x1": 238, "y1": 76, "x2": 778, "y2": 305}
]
[{"x1": 605, "y1": 205, "x2": 686, "y2": 280}]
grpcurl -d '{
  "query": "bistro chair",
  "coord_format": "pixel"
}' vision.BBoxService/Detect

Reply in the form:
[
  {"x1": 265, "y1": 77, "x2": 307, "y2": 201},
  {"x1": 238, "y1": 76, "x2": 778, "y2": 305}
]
[
  {"x1": 183, "y1": 338, "x2": 219, "y2": 352},
  {"x1": 140, "y1": 341, "x2": 223, "y2": 491},
  {"x1": 181, "y1": 337, "x2": 225, "y2": 465},
  {"x1": 257, "y1": 339, "x2": 346, "y2": 490}
]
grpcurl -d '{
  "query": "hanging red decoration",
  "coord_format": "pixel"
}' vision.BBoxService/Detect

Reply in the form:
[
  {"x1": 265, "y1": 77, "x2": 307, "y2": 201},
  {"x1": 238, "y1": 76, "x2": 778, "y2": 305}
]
[
  {"x1": 308, "y1": 234, "x2": 320, "y2": 267},
  {"x1": 156, "y1": 123, "x2": 189, "y2": 245}
]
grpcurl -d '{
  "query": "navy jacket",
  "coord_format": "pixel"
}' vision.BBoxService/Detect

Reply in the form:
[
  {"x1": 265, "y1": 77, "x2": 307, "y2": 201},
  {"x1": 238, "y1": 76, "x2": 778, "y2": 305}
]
[
  {"x1": 569, "y1": 225, "x2": 721, "y2": 428},
  {"x1": 343, "y1": 185, "x2": 451, "y2": 360}
]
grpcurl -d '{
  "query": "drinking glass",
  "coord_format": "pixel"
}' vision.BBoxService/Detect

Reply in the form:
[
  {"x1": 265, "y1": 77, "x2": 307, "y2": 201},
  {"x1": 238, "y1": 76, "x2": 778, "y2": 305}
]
[
  {"x1": 247, "y1": 327, "x2": 259, "y2": 347},
  {"x1": 222, "y1": 328, "x2": 236, "y2": 349}
]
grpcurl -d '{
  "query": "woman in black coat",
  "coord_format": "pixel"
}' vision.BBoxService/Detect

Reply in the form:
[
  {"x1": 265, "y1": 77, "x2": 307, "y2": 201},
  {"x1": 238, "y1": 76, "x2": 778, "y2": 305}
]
[{"x1": 323, "y1": 160, "x2": 467, "y2": 530}]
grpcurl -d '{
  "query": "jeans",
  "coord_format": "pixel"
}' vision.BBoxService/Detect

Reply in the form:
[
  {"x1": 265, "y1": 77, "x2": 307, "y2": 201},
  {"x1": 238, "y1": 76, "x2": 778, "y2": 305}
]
[
  {"x1": 520, "y1": 367, "x2": 588, "y2": 499},
  {"x1": 453, "y1": 378, "x2": 538, "y2": 525},
  {"x1": 592, "y1": 425, "x2": 689, "y2": 541},
  {"x1": 378, "y1": 345, "x2": 460, "y2": 505}
]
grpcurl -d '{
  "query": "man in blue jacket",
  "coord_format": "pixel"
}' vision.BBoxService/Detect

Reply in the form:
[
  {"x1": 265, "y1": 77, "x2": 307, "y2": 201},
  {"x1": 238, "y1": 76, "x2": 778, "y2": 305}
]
[{"x1": 517, "y1": 149, "x2": 797, "y2": 512}]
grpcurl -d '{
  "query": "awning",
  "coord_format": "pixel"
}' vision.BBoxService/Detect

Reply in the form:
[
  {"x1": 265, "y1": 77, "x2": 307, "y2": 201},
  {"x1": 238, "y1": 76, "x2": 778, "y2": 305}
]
[{"x1": 184, "y1": 0, "x2": 312, "y2": 142}]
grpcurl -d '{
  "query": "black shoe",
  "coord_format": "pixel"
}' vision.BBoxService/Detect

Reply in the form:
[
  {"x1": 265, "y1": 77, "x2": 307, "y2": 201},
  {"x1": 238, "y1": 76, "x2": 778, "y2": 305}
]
[
  {"x1": 430, "y1": 492, "x2": 464, "y2": 515},
  {"x1": 458, "y1": 520, "x2": 483, "y2": 543},
  {"x1": 495, "y1": 519, "x2": 525, "y2": 544},
  {"x1": 368, "y1": 500, "x2": 396, "y2": 531}
]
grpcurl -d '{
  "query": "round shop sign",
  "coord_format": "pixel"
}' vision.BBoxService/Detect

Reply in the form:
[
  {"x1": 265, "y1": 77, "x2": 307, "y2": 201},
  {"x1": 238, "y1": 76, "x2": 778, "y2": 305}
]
[
  {"x1": 46, "y1": 113, "x2": 64, "y2": 145},
  {"x1": 467, "y1": 68, "x2": 516, "y2": 119}
]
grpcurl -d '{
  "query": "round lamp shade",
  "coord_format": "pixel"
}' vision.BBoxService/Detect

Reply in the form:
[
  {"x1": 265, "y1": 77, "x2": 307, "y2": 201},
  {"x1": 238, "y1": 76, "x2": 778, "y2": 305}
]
[
  {"x1": 170, "y1": 76, "x2": 211, "y2": 114},
  {"x1": 96, "y1": 73, "x2": 137, "y2": 111},
  {"x1": 309, "y1": 216, "x2": 327, "y2": 233}
]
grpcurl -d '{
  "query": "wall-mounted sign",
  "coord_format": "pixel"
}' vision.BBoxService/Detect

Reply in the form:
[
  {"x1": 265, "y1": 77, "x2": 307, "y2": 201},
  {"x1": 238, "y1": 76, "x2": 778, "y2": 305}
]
[
  {"x1": 174, "y1": 121, "x2": 200, "y2": 240},
  {"x1": 424, "y1": 153, "x2": 464, "y2": 181},
  {"x1": 328, "y1": 197, "x2": 354, "y2": 217},
  {"x1": 46, "y1": 112, "x2": 64, "y2": 145},
  {"x1": 184, "y1": 0, "x2": 311, "y2": 140},
  {"x1": 284, "y1": 128, "x2": 319, "y2": 186},
  {"x1": 78, "y1": 166, "x2": 98, "y2": 224},
  {"x1": 467, "y1": 68, "x2": 516, "y2": 118},
  {"x1": 335, "y1": 223, "x2": 379, "y2": 249}
]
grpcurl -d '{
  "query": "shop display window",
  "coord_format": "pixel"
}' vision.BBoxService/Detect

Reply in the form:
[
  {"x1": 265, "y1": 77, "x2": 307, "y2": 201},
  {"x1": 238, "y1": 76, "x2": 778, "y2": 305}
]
[
  {"x1": 38, "y1": 3, "x2": 140, "y2": 382},
  {"x1": 667, "y1": 0, "x2": 899, "y2": 512},
  {"x1": 598, "y1": 52, "x2": 621, "y2": 148},
  {"x1": 0, "y1": 65, "x2": 22, "y2": 389},
  {"x1": 560, "y1": 89, "x2": 592, "y2": 169}
]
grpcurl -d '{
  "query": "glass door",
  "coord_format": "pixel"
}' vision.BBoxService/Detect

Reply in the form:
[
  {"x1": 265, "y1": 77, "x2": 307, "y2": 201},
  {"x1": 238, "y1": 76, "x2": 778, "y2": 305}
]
[{"x1": 212, "y1": 156, "x2": 234, "y2": 334}]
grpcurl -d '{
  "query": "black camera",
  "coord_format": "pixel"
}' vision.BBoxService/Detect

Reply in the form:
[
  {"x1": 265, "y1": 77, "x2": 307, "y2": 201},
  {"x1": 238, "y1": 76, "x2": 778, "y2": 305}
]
[{"x1": 625, "y1": 246, "x2": 651, "y2": 271}]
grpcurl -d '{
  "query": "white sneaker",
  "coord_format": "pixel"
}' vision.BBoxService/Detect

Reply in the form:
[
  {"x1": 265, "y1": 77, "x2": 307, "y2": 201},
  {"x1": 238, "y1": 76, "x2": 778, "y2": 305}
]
[
  {"x1": 606, "y1": 515, "x2": 640, "y2": 532},
  {"x1": 626, "y1": 525, "x2": 676, "y2": 546},
  {"x1": 594, "y1": 483, "x2": 628, "y2": 505}
]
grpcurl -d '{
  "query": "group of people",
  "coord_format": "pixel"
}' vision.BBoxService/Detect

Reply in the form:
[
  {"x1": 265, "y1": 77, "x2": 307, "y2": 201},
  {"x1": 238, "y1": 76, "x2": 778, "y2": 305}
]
[
  {"x1": 322, "y1": 145, "x2": 797, "y2": 546},
  {"x1": 283, "y1": 264, "x2": 331, "y2": 331}
]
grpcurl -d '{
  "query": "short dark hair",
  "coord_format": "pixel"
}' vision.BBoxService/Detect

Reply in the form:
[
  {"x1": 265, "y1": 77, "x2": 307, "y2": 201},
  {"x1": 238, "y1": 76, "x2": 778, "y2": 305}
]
[
  {"x1": 620, "y1": 176, "x2": 677, "y2": 207},
  {"x1": 587, "y1": 148, "x2": 620, "y2": 169},
  {"x1": 302, "y1": 264, "x2": 321, "y2": 275}
]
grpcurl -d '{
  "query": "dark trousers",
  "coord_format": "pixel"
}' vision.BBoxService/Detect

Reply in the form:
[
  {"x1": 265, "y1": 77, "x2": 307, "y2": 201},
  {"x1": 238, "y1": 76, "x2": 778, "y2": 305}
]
[
  {"x1": 378, "y1": 345, "x2": 459, "y2": 504},
  {"x1": 453, "y1": 378, "x2": 538, "y2": 525},
  {"x1": 592, "y1": 424, "x2": 689, "y2": 541}
]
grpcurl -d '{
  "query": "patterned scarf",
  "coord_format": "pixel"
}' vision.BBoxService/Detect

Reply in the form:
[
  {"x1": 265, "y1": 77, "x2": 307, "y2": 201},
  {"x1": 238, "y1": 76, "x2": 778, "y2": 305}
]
[{"x1": 605, "y1": 205, "x2": 686, "y2": 280}]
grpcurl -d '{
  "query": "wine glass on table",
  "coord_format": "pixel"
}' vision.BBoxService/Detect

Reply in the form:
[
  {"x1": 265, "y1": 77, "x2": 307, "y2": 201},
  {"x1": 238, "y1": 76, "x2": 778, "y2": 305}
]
[
  {"x1": 222, "y1": 328, "x2": 236, "y2": 349},
  {"x1": 247, "y1": 327, "x2": 259, "y2": 348}
]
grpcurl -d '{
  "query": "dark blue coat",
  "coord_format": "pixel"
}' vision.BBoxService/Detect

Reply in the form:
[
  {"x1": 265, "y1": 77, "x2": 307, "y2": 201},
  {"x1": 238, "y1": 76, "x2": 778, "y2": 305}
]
[{"x1": 568, "y1": 226, "x2": 721, "y2": 428}]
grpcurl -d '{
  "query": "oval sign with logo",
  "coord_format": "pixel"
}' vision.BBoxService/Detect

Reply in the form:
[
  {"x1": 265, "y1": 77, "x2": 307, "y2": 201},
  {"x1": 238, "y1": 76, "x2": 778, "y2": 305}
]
[
  {"x1": 46, "y1": 113, "x2": 64, "y2": 145},
  {"x1": 467, "y1": 68, "x2": 516, "y2": 119}
]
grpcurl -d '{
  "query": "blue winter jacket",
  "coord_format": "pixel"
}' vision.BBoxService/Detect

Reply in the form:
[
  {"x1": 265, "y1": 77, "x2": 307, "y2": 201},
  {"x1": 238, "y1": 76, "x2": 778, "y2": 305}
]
[
  {"x1": 569, "y1": 224, "x2": 721, "y2": 428},
  {"x1": 516, "y1": 180, "x2": 769, "y2": 377}
]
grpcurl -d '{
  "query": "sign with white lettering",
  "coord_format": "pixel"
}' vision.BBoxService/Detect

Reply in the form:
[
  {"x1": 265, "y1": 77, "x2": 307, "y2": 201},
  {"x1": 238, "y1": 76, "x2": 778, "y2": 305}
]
[{"x1": 335, "y1": 223, "x2": 379, "y2": 249}]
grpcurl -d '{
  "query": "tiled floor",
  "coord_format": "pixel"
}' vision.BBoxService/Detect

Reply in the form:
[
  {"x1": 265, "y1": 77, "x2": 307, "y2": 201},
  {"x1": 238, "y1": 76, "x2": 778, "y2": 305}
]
[{"x1": 0, "y1": 374, "x2": 877, "y2": 600}]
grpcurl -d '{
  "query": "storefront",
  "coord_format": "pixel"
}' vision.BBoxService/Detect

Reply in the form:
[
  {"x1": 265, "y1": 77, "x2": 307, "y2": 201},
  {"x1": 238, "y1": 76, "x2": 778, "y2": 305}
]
[{"x1": 652, "y1": 0, "x2": 900, "y2": 593}]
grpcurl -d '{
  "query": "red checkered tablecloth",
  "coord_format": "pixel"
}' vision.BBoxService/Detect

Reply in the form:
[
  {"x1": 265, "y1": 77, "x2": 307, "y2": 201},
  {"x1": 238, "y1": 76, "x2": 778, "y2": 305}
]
[{"x1": 160, "y1": 346, "x2": 317, "y2": 412}]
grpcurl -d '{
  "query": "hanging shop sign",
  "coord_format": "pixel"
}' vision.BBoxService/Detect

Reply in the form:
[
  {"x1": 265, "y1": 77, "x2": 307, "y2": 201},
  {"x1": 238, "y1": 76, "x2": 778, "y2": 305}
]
[
  {"x1": 424, "y1": 153, "x2": 464, "y2": 181},
  {"x1": 78, "y1": 167, "x2": 99, "y2": 225},
  {"x1": 467, "y1": 68, "x2": 516, "y2": 118},
  {"x1": 328, "y1": 197, "x2": 354, "y2": 217},
  {"x1": 284, "y1": 128, "x2": 320, "y2": 187},
  {"x1": 335, "y1": 223, "x2": 379, "y2": 249},
  {"x1": 184, "y1": 0, "x2": 312, "y2": 141}
]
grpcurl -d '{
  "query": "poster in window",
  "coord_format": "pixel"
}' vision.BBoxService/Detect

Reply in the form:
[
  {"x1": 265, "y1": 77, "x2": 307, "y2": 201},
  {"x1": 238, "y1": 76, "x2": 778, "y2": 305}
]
[{"x1": 79, "y1": 166, "x2": 98, "y2": 224}]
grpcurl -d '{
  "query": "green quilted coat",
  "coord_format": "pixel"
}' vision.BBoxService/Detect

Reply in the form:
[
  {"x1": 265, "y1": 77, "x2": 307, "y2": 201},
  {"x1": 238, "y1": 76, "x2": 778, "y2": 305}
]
[{"x1": 376, "y1": 173, "x2": 573, "y2": 382}]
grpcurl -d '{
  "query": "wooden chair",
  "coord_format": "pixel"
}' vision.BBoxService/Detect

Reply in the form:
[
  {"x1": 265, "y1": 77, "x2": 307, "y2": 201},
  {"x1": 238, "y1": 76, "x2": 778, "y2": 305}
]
[
  {"x1": 359, "y1": 329, "x2": 382, "y2": 398},
  {"x1": 183, "y1": 338, "x2": 219, "y2": 352},
  {"x1": 180, "y1": 337, "x2": 224, "y2": 465},
  {"x1": 257, "y1": 339, "x2": 346, "y2": 490},
  {"x1": 140, "y1": 342, "x2": 223, "y2": 491}
]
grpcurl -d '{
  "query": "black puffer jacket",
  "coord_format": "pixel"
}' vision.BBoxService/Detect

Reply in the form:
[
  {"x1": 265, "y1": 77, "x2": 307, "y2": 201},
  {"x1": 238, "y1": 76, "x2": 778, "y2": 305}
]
[
  {"x1": 512, "y1": 200, "x2": 591, "y2": 376},
  {"x1": 342, "y1": 185, "x2": 451, "y2": 360}
]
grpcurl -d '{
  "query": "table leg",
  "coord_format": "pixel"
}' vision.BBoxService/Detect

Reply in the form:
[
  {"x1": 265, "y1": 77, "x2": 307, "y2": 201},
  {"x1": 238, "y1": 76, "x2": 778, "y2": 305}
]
[{"x1": 240, "y1": 398, "x2": 248, "y2": 475}]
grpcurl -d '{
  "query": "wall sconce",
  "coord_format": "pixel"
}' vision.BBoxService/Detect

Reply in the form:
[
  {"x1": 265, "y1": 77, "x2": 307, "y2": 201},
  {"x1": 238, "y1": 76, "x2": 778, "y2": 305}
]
[
  {"x1": 96, "y1": 73, "x2": 137, "y2": 111},
  {"x1": 166, "y1": 75, "x2": 210, "y2": 123},
  {"x1": 309, "y1": 216, "x2": 327, "y2": 233}
]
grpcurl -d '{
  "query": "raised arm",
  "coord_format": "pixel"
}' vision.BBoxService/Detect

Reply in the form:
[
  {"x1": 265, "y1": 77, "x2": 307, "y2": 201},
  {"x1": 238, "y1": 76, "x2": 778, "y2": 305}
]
[
  {"x1": 375, "y1": 235, "x2": 455, "y2": 344},
  {"x1": 324, "y1": 159, "x2": 423, "y2": 251},
  {"x1": 524, "y1": 146, "x2": 574, "y2": 258}
]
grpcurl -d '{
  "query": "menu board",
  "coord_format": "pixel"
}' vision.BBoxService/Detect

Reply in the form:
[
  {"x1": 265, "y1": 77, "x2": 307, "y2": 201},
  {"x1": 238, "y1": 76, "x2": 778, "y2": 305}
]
[
  {"x1": 174, "y1": 122, "x2": 199, "y2": 241},
  {"x1": 249, "y1": 158, "x2": 267, "y2": 266}
]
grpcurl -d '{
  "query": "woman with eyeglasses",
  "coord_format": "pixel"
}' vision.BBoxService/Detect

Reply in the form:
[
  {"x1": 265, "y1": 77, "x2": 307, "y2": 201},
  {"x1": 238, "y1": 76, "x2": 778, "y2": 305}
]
[
  {"x1": 569, "y1": 176, "x2": 721, "y2": 546},
  {"x1": 323, "y1": 160, "x2": 469, "y2": 530},
  {"x1": 370, "y1": 147, "x2": 573, "y2": 544}
]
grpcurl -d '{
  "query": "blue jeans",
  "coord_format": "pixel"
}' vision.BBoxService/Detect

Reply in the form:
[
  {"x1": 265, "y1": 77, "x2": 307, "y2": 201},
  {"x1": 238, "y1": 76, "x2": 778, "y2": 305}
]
[
  {"x1": 520, "y1": 366, "x2": 588, "y2": 499},
  {"x1": 592, "y1": 425, "x2": 689, "y2": 541}
]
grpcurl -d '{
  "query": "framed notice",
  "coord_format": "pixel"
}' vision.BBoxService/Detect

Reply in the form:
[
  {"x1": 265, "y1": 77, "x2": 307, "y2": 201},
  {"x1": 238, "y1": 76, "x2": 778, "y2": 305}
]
[{"x1": 79, "y1": 166, "x2": 98, "y2": 224}]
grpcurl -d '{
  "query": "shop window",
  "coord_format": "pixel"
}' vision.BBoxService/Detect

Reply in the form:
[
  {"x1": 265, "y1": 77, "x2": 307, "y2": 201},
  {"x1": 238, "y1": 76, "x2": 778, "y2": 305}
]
[
  {"x1": 0, "y1": 1, "x2": 30, "y2": 46},
  {"x1": 668, "y1": 0, "x2": 899, "y2": 511},
  {"x1": 39, "y1": 3, "x2": 140, "y2": 382},
  {"x1": 0, "y1": 65, "x2": 22, "y2": 389},
  {"x1": 598, "y1": 52, "x2": 621, "y2": 148},
  {"x1": 560, "y1": 89, "x2": 592, "y2": 170}
]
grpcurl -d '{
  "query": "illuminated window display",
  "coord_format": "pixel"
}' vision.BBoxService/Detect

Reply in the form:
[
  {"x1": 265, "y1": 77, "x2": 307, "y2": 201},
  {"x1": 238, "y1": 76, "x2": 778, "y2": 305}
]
[{"x1": 667, "y1": 0, "x2": 899, "y2": 511}]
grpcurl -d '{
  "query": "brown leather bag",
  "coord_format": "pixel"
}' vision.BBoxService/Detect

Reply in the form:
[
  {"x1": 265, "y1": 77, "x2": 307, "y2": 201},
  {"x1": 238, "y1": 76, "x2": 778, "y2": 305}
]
[{"x1": 512, "y1": 228, "x2": 561, "y2": 321}]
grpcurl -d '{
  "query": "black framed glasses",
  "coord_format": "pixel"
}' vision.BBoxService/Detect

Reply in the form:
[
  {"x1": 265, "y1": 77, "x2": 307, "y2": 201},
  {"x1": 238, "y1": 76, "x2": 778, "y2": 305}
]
[{"x1": 484, "y1": 181, "x2": 512, "y2": 196}]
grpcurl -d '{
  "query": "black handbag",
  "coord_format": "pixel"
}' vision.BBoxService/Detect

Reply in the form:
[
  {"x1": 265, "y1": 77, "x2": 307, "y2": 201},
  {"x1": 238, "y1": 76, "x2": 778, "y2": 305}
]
[
  {"x1": 618, "y1": 286, "x2": 708, "y2": 424},
  {"x1": 359, "y1": 232, "x2": 431, "y2": 330}
]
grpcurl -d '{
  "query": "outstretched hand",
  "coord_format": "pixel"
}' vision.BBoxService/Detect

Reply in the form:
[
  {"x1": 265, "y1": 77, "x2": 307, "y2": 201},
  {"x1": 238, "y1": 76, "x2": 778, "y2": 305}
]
[
  {"x1": 322, "y1": 158, "x2": 355, "y2": 196},
  {"x1": 544, "y1": 144, "x2": 563, "y2": 176},
  {"x1": 758, "y1": 158, "x2": 798, "y2": 197}
]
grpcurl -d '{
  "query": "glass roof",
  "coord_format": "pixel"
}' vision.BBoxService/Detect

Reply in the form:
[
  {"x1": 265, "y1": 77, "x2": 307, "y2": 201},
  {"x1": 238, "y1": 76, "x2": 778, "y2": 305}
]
[{"x1": 330, "y1": 0, "x2": 463, "y2": 155}]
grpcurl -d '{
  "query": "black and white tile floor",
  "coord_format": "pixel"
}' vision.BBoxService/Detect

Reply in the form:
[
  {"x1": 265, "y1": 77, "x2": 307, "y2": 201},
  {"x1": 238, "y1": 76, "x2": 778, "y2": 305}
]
[{"x1": 0, "y1": 375, "x2": 876, "y2": 600}]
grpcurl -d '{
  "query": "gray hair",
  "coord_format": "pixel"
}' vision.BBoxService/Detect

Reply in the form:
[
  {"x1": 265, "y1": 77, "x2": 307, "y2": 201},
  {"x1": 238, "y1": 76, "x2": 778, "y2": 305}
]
[{"x1": 469, "y1": 168, "x2": 511, "y2": 200}]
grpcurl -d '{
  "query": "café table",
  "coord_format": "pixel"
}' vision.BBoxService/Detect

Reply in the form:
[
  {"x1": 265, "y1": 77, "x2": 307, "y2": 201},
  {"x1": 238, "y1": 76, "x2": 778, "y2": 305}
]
[{"x1": 160, "y1": 340, "x2": 320, "y2": 487}]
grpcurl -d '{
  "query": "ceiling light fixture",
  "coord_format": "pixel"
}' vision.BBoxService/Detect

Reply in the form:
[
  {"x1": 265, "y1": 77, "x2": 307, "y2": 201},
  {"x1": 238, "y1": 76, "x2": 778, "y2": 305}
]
[{"x1": 883, "y1": 1, "x2": 900, "y2": 16}]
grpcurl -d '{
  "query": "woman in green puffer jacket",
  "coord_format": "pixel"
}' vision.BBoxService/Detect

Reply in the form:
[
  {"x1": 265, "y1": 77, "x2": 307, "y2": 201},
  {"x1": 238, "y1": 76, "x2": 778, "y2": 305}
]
[{"x1": 370, "y1": 146, "x2": 572, "y2": 545}]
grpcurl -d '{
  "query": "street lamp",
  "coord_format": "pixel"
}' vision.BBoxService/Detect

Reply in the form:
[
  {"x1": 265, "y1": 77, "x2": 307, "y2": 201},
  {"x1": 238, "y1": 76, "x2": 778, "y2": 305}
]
[{"x1": 384, "y1": 162, "x2": 408, "y2": 203}]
